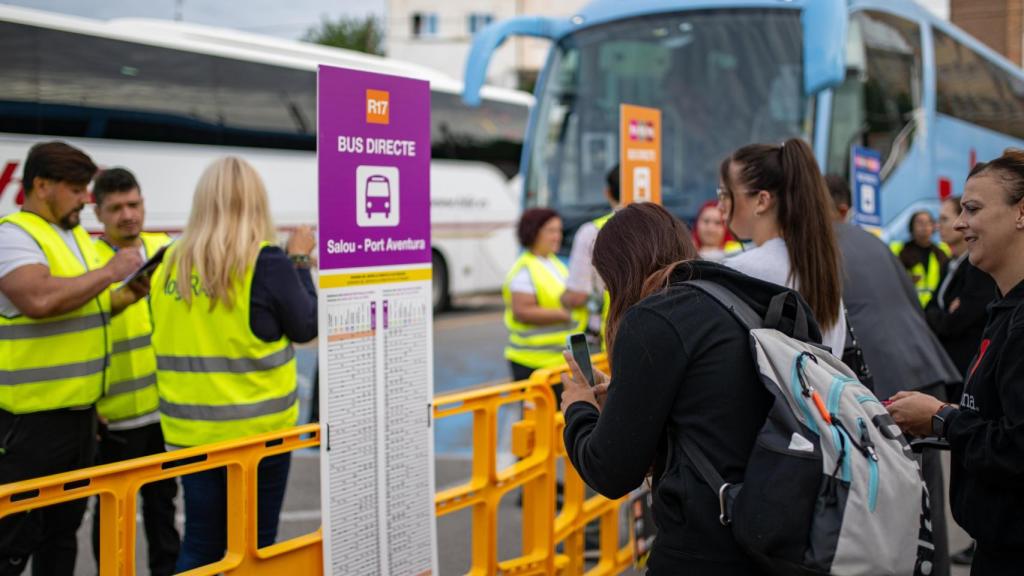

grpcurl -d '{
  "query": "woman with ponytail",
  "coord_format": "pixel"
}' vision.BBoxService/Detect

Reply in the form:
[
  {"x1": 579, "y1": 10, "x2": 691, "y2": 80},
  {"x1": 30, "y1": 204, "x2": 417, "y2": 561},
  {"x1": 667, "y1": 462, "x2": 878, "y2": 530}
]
[
  {"x1": 559, "y1": 203, "x2": 822, "y2": 574},
  {"x1": 718, "y1": 138, "x2": 846, "y2": 356}
]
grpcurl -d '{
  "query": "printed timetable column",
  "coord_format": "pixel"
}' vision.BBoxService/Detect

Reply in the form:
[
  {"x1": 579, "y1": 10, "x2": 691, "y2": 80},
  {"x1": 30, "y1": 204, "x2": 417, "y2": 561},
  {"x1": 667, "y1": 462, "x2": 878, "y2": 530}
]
[
  {"x1": 324, "y1": 293, "x2": 380, "y2": 572},
  {"x1": 382, "y1": 290, "x2": 434, "y2": 573},
  {"x1": 317, "y1": 64, "x2": 438, "y2": 576}
]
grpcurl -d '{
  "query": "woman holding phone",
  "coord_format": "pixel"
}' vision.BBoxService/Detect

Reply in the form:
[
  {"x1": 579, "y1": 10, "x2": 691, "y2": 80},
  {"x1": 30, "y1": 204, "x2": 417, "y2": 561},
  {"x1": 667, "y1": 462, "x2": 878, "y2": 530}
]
[
  {"x1": 559, "y1": 203, "x2": 821, "y2": 574},
  {"x1": 887, "y1": 149, "x2": 1024, "y2": 575}
]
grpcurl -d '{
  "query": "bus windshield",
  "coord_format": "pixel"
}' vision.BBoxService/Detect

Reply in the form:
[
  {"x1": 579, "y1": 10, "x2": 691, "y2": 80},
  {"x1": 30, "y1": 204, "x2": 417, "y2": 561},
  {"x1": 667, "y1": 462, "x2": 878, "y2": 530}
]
[{"x1": 527, "y1": 9, "x2": 811, "y2": 230}]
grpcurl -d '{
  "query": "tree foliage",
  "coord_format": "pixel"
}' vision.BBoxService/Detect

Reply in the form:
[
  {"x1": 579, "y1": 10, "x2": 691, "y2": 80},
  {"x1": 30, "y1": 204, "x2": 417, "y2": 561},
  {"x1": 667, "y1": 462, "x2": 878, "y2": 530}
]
[{"x1": 303, "y1": 15, "x2": 384, "y2": 56}]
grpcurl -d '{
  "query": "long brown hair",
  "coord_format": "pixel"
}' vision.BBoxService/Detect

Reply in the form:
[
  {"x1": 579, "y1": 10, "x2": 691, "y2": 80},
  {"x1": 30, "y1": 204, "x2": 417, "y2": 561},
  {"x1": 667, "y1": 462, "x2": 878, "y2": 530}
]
[
  {"x1": 593, "y1": 203, "x2": 699, "y2": 351},
  {"x1": 720, "y1": 138, "x2": 842, "y2": 329}
]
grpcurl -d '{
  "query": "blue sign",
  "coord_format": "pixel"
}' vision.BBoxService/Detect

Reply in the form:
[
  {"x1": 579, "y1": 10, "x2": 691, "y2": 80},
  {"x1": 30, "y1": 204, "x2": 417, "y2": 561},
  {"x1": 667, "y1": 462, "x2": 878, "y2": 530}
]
[{"x1": 850, "y1": 146, "x2": 882, "y2": 228}]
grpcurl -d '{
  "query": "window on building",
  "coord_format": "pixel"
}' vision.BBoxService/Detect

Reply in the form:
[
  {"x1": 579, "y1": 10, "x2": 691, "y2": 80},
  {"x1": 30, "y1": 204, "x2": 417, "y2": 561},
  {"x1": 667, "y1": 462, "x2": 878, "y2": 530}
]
[
  {"x1": 827, "y1": 11, "x2": 923, "y2": 181},
  {"x1": 411, "y1": 13, "x2": 439, "y2": 38},
  {"x1": 934, "y1": 28, "x2": 1024, "y2": 139},
  {"x1": 467, "y1": 13, "x2": 494, "y2": 35}
]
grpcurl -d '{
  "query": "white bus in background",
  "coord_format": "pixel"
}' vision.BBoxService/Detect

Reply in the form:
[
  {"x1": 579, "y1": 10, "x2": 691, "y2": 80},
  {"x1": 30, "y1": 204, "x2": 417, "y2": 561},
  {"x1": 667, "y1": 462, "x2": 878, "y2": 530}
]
[{"x1": 0, "y1": 5, "x2": 531, "y2": 311}]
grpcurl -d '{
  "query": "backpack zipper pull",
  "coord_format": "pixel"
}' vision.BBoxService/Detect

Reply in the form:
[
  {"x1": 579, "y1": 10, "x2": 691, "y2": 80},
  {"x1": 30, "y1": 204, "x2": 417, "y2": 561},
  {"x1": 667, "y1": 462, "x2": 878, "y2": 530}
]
[{"x1": 859, "y1": 419, "x2": 879, "y2": 462}]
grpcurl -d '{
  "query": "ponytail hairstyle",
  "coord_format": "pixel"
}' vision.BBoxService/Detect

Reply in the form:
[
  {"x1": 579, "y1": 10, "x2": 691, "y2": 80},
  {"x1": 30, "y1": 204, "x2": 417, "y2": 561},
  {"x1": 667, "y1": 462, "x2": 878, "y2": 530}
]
[
  {"x1": 722, "y1": 138, "x2": 842, "y2": 329},
  {"x1": 968, "y1": 148, "x2": 1024, "y2": 205},
  {"x1": 592, "y1": 203, "x2": 699, "y2": 352}
]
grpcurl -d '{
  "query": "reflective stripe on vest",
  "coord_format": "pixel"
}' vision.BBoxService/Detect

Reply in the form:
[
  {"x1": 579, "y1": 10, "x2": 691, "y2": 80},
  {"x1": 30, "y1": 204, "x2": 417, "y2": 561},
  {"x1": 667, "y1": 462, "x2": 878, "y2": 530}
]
[
  {"x1": 593, "y1": 213, "x2": 613, "y2": 352},
  {"x1": 0, "y1": 212, "x2": 109, "y2": 413},
  {"x1": 94, "y1": 232, "x2": 171, "y2": 424},
  {"x1": 502, "y1": 252, "x2": 587, "y2": 369},
  {"x1": 151, "y1": 242, "x2": 297, "y2": 447}
]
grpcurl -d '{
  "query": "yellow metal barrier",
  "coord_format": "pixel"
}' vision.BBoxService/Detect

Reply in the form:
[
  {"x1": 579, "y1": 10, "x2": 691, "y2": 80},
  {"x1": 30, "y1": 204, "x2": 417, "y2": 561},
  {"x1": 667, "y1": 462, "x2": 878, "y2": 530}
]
[
  {"x1": 528, "y1": 358, "x2": 636, "y2": 576},
  {"x1": 0, "y1": 355, "x2": 636, "y2": 575},
  {"x1": 0, "y1": 424, "x2": 322, "y2": 575}
]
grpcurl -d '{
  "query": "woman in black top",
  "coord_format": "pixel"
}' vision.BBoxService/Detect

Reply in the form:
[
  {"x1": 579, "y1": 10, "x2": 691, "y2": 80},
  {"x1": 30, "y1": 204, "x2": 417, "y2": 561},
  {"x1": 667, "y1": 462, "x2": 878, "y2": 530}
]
[
  {"x1": 559, "y1": 203, "x2": 822, "y2": 575},
  {"x1": 888, "y1": 149, "x2": 1024, "y2": 575}
]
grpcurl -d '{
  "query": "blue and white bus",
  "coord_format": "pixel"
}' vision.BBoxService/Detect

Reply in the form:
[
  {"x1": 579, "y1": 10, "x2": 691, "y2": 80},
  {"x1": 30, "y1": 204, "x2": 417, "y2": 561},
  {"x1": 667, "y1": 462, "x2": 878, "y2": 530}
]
[{"x1": 462, "y1": 0, "x2": 1024, "y2": 242}]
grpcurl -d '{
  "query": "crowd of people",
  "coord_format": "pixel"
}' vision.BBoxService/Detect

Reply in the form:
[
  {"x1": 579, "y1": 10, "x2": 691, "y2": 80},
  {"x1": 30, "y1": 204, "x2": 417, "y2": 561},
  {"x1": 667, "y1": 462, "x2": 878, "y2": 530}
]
[
  {"x1": 505, "y1": 143, "x2": 1024, "y2": 575},
  {"x1": 0, "y1": 142, "x2": 317, "y2": 574},
  {"x1": 2, "y1": 132, "x2": 1022, "y2": 576}
]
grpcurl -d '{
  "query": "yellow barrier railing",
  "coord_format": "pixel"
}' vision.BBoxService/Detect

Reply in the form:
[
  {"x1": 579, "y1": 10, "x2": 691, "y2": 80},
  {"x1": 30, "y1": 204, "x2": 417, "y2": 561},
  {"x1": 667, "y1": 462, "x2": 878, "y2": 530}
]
[
  {"x1": 0, "y1": 424, "x2": 322, "y2": 575},
  {"x1": 0, "y1": 355, "x2": 635, "y2": 575}
]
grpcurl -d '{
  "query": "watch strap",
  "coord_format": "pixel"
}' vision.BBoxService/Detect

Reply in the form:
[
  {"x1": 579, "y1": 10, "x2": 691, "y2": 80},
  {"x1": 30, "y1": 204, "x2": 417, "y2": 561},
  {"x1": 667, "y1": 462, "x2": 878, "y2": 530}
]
[{"x1": 933, "y1": 404, "x2": 958, "y2": 438}]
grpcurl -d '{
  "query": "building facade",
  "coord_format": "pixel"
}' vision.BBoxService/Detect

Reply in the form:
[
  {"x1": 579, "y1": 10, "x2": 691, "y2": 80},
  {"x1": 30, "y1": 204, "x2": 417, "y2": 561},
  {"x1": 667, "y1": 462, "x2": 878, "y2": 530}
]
[
  {"x1": 386, "y1": 0, "x2": 587, "y2": 89},
  {"x1": 951, "y1": 0, "x2": 1024, "y2": 66}
]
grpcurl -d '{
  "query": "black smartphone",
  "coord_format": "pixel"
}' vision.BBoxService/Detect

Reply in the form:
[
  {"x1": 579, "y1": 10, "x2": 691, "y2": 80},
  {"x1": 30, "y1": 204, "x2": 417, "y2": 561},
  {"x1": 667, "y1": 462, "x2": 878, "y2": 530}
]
[
  {"x1": 122, "y1": 244, "x2": 169, "y2": 286},
  {"x1": 566, "y1": 332, "x2": 595, "y2": 387}
]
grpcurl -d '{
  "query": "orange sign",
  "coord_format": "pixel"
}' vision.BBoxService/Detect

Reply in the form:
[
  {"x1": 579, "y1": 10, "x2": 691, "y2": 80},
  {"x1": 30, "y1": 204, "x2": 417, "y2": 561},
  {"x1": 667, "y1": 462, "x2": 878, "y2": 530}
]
[
  {"x1": 619, "y1": 104, "x2": 662, "y2": 205},
  {"x1": 366, "y1": 89, "x2": 390, "y2": 124}
]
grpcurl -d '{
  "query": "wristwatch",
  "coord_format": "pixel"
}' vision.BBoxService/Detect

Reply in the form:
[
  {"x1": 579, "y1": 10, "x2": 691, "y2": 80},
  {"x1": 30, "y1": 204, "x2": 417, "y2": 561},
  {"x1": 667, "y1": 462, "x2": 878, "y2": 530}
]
[
  {"x1": 931, "y1": 404, "x2": 958, "y2": 438},
  {"x1": 289, "y1": 254, "x2": 311, "y2": 269}
]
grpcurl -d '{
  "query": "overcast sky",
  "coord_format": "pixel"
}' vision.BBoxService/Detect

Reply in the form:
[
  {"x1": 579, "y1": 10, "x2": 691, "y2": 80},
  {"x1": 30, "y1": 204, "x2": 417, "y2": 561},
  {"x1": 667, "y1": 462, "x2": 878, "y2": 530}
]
[{"x1": 4, "y1": 0, "x2": 387, "y2": 40}]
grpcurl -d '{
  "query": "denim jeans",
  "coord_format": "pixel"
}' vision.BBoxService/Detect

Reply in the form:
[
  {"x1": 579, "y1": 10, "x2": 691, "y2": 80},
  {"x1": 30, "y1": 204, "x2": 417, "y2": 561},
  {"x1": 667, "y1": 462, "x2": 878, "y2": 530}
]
[{"x1": 174, "y1": 452, "x2": 291, "y2": 572}]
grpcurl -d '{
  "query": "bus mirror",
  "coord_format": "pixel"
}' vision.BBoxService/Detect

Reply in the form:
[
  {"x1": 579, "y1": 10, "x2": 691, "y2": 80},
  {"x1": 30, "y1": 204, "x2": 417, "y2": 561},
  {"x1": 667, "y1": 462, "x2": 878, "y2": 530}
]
[
  {"x1": 803, "y1": 0, "x2": 848, "y2": 95},
  {"x1": 463, "y1": 16, "x2": 568, "y2": 107}
]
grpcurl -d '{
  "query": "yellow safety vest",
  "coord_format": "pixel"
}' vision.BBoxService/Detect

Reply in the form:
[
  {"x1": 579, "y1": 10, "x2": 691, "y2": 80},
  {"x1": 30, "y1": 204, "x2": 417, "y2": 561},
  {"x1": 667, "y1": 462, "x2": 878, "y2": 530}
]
[
  {"x1": 94, "y1": 232, "x2": 171, "y2": 425},
  {"x1": 592, "y1": 212, "x2": 614, "y2": 352},
  {"x1": 0, "y1": 211, "x2": 110, "y2": 413},
  {"x1": 890, "y1": 241, "x2": 951, "y2": 308},
  {"x1": 503, "y1": 252, "x2": 587, "y2": 369},
  {"x1": 150, "y1": 243, "x2": 297, "y2": 447},
  {"x1": 724, "y1": 240, "x2": 743, "y2": 255}
]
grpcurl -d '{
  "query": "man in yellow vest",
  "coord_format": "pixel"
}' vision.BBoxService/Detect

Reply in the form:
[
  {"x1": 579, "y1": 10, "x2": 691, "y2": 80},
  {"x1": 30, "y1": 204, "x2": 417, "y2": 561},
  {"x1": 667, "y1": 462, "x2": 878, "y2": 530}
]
[
  {"x1": 0, "y1": 142, "x2": 148, "y2": 575},
  {"x1": 90, "y1": 168, "x2": 179, "y2": 575},
  {"x1": 562, "y1": 165, "x2": 620, "y2": 350},
  {"x1": 890, "y1": 210, "x2": 951, "y2": 308}
]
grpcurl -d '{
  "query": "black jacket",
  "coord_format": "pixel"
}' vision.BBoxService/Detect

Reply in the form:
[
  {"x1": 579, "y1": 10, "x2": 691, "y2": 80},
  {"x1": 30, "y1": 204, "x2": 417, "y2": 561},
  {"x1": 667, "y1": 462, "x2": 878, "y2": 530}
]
[
  {"x1": 563, "y1": 261, "x2": 820, "y2": 574},
  {"x1": 925, "y1": 256, "x2": 997, "y2": 376},
  {"x1": 946, "y1": 279, "x2": 1024, "y2": 550}
]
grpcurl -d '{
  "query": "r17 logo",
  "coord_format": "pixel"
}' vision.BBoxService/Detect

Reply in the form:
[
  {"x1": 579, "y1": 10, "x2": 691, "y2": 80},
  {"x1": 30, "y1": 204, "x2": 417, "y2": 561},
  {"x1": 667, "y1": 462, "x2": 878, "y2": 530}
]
[{"x1": 366, "y1": 89, "x2": 390, "y2": 125}]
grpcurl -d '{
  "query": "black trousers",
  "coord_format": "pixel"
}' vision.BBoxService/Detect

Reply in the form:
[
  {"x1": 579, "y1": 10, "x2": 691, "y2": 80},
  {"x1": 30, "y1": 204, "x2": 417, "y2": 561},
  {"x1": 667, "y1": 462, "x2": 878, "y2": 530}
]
[
  {"x1": 91, "y1": 422, "x2": 179, "y2": 576},
  {"x1": 972, "y1": 544, "x2": 1016, "y2": 575},
  {"x1": 509, "y1": 361, "x2": 563, "y2": 405},
  {"x1": 0, "y1": 407, "x2": 97, "y2": 576}
]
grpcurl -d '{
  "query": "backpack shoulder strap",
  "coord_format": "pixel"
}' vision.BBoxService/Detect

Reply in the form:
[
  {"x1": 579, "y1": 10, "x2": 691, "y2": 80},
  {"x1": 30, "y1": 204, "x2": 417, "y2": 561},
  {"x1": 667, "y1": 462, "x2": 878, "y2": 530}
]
[
  {"x1": 683, "y1": 279, "x2": 763, "y2": 330},
  {"x1": 676, "y1": 434, "x2": 734, "y2": 525}
]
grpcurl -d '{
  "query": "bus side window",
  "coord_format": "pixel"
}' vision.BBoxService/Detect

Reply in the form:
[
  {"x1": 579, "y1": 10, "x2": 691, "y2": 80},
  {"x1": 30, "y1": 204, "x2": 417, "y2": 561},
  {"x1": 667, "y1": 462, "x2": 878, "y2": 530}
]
[
  {"x1": 827, "y1": 11, "x2": 923, "y2": 182},
  {"x1": 934, "y1": 28, "x2": 1024, "y2": 140}
]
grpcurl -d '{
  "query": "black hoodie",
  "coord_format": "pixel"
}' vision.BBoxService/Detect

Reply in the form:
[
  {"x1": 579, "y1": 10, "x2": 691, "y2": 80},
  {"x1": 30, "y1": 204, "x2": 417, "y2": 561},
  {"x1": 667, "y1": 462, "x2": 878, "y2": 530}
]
[
  {"x1": 563, "y1": 261, "x2": 821, "y2": 575},
  {"x1": 945, "y1": 278, "x2": 1024, "y2": 552}
]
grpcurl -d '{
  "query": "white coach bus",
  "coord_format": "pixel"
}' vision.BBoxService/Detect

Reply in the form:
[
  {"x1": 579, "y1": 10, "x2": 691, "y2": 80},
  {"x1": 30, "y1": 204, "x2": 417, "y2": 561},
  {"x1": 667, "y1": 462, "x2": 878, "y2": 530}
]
[{"x1": 0, "y1": 5, "x2": 531, "y2": 311}]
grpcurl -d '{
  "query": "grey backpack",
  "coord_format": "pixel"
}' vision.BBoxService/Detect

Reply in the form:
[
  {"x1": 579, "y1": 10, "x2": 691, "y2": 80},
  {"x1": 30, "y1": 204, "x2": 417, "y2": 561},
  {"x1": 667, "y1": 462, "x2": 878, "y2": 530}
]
[{"x1": 682, "y1": 280, "x2": 935, "y2": 576}]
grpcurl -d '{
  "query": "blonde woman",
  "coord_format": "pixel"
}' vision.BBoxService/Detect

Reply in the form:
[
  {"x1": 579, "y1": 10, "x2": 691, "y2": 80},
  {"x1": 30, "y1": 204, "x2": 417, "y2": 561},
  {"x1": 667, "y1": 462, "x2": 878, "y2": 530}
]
[{"x1": 150, "y1": 157, "x2": 316, "y2": 570}]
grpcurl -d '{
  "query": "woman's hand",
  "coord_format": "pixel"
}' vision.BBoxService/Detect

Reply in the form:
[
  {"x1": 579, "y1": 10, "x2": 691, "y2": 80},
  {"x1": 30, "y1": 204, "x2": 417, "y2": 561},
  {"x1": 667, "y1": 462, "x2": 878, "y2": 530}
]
[
  {"x1": 886, "y1": 391, "x2": 945, "y2": 437},
  {"x1": 591, "y1": 366, "x2": 610, "y2": 408},
  {"x1": 560, "y1": 350, "x2": 601, "y2": 412},
  {"x1": 287, "y1": 225, "x2": 316, "y2": 256}
]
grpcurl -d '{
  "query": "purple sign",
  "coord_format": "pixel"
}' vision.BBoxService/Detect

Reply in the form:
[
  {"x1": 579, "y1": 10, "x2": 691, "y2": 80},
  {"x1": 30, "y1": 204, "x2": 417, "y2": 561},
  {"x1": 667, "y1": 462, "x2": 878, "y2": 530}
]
[{"x1": 317, "y1": 65, "x2": 431, "y2": 270}]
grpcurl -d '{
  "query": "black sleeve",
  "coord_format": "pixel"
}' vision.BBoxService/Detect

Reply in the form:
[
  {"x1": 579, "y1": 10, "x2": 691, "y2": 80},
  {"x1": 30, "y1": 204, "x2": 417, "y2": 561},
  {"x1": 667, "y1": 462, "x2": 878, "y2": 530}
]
[
  {"x1": 947, "y1": 320, "x2": 1024, "y2": 478},
  {"x1": 249, "y1": 246, "x2": 318, "y2": 344},
  {"x1": 563, "y1": 306, "x2": 688, "y2": 499},
  {"x1": 926, "y1": 267, "x2": 994, "y2": 339}
]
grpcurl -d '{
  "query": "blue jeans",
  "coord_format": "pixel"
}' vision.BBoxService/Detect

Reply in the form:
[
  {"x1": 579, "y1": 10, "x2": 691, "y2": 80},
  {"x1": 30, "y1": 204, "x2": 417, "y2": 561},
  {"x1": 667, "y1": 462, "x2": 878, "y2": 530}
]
[{"x1": 174, "y1": 452, "x2": 291, "y2": 572}]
